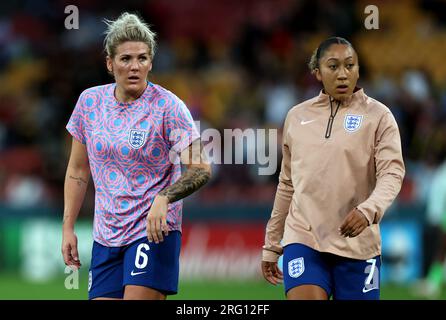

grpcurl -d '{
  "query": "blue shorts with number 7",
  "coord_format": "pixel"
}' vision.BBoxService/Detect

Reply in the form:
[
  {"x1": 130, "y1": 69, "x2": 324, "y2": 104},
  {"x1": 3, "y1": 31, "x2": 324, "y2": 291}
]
[
  {"x1": 88, "y1": 231, "x2": 181, "y2": 300},
  {"x1": 283, "y1": 243, "x2": 381, "y2": 300}
]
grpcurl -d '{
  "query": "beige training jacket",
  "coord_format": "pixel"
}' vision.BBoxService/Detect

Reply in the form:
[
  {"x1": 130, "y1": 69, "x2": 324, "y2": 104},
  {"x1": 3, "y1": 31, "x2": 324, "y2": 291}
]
[{"x1": 263, "y1": 88, "x2": 405, "y2": 261}]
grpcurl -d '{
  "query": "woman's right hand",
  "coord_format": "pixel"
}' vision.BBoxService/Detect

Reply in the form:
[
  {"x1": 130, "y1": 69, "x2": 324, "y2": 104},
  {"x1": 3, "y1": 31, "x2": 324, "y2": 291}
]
[
  {"x1": 62, "y1": 229, "x2": 82, "y2": 269},
  {"x1": 261, "y1": 261, "x2": 283, "y2": 285}
]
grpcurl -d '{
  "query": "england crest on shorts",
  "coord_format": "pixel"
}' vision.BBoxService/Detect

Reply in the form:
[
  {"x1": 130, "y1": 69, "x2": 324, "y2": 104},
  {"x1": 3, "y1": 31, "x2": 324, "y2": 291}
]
[
  {"x1": 288, "y1": 257, "x2": 305, "y2": 278},
  {"x1": 344, "y1": 114, "x2": 363, "y2": 132},
  {"x1": 128, "y1": 129, "x2": 147, "y2": 149}
]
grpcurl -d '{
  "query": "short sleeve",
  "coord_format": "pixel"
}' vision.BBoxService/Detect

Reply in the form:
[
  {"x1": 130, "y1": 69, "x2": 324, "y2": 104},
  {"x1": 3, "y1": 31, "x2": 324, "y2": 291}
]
[
  {"x1": 164, "y1": 98, "x2": 200, "y2": 154},
  {"x1": 66, "y1": 91, "x2": 87, "y2": 144}
]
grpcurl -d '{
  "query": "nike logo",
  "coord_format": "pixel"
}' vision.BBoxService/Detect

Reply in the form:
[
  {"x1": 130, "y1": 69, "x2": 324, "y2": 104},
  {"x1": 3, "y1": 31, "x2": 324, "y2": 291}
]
[
  {"x1": 300, "y1": 119, "x2": 316, "y2": 125},
  {"x1": 130, "y1": 270, "x2": 147, "y2": 276},
  {"x1": 362, "y1": 286, "x2": 378, "y2": 293}
]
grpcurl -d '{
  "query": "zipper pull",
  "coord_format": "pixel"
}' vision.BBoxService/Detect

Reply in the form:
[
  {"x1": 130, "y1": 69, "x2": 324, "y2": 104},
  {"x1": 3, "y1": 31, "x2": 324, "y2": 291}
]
[{"x1": 325, "y1": 116, "x2": 334, "y2": 139}]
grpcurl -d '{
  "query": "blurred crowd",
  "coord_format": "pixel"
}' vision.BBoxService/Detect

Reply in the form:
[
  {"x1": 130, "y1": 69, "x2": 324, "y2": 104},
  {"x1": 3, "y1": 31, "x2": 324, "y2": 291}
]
[{"x1": 0, "y1": 0, "x2": 445, "y2": 220}]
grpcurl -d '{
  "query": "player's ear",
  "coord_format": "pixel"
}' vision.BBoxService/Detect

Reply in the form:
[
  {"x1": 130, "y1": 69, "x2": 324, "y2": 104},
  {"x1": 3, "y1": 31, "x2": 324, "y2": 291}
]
[
  {"x1": 106, "y1": 56, "x2": 113, "y2": 75},
  {"x1": 315, "y1": 68, "x2": 322, "y2": 82}
]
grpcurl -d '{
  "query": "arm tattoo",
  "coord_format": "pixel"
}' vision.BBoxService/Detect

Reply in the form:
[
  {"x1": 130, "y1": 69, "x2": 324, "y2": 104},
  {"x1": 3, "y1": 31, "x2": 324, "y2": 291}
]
[
  {"x1": 69, "y1": 175, "x2": 87, "y2": 187},
  {"x1": 159, "y1": 167, "x2": 210, "y2": 203}
]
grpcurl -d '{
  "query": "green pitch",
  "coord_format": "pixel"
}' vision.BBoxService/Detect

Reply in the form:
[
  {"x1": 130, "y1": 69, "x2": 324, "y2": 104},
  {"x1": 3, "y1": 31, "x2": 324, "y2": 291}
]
[{"x1": 0, "y1": 274, "x2": 444, "y2": 300}]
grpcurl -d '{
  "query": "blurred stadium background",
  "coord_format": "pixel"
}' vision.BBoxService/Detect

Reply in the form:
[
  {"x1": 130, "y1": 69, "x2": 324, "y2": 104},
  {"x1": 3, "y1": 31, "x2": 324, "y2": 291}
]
[{"x1": 0, "y1": 0, "x2": 446, "y2": 299}]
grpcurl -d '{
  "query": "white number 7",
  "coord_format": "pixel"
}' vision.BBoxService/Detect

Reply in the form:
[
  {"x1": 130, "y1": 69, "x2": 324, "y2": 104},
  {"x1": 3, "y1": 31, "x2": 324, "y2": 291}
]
[{"x1": 363, "y1": 258, "x2": 379, "y2": 291}]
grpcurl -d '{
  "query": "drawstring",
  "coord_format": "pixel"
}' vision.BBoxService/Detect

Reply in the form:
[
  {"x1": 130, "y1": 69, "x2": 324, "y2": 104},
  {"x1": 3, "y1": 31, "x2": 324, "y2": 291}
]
[{"x1": 325, "y1": 98, "x2": 341, "y2": 139}]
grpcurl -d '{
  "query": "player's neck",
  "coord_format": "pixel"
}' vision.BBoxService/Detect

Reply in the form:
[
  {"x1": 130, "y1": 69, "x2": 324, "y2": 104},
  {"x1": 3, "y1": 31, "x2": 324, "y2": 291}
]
[{"x1": 115, "y1": 83, "x2": 147, "y2": 104}]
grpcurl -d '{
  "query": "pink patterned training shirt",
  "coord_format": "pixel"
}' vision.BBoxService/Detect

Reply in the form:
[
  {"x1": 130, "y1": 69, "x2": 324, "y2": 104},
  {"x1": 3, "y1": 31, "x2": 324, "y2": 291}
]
[{"x1": 66, "y1": 82, "x2": 200, "y2": 247}]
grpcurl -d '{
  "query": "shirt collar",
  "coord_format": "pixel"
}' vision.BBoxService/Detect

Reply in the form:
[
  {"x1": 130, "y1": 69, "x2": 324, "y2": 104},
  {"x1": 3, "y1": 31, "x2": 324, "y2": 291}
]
[{"x1": 315, "y1": 87, "x2": 366, "y2": 107}]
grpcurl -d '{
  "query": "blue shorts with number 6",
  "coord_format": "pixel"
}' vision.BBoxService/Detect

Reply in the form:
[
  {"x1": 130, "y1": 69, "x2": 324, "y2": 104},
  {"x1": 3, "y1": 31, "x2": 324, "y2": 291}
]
[
  {"x1": 88, "y1": 231, "x2": 181, "y2": 300},
  {"x1": 283, "y1": 243, "x2": 381, "y2": 300}
]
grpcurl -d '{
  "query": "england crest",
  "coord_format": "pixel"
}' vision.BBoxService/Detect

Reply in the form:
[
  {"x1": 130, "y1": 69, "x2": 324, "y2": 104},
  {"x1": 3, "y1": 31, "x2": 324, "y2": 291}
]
[
  {"x1": 128, "y1": 129, "x2": 147, "y2": 149},
  {"x1": 288, "y1": 257, "x2": 305, "y2": 278},
  {"x1": 344, "y1": 114, "x2": 363, "y2": 132}
]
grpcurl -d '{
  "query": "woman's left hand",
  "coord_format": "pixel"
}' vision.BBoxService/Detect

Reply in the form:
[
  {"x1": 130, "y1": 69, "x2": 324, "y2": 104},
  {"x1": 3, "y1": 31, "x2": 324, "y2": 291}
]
[
  {"x1": 339, "y1": 208, "x2": 369, "y2": 238},
  {"x1": 146, "y1": 195, "x2": 169, "y2": 243}
]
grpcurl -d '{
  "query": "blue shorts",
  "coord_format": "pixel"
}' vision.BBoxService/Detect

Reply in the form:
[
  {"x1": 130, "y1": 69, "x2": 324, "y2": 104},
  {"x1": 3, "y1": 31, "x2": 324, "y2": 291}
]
[
  {"x1": 283, "y1": 243, "x2": 381, "y2": 300},
  {"x1": 88, "y1": 231, "x2": 181, "y2": 300}
]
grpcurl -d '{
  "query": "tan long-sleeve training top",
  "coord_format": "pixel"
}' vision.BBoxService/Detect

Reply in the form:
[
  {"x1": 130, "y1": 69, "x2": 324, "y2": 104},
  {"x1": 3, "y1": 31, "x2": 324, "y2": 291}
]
[{"x1": 263, "y1": 88, "x2": 405, "y2": 261}]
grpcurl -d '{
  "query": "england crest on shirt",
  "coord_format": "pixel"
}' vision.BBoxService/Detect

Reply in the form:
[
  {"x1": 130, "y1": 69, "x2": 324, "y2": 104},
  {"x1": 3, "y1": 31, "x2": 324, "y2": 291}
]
[
  {"x1": 128, "y1": 129, "x2": 147, "y2": 149},
  {"x1": 344, "y1": 114, "x2": 363, "y2": 132},
  {"x1": 288, "y1": 257, "x2": 305, "y2": 278}
]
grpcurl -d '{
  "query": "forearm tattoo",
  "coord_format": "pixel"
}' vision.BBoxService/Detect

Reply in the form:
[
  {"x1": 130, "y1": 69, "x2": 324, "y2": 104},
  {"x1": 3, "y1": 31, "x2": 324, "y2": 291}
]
[
  {"x1": 69, "y1": 175, "x2": 87, "y2": 187},
  {"x1": 159, "y1": 167, "x2": 210, "y2": 203}
]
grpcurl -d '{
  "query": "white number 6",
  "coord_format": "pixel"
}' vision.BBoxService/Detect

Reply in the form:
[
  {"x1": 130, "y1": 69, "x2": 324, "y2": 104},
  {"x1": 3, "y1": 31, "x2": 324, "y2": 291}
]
[{"x1": 134, "y1": 243, "x2": 150, "y2": 269}]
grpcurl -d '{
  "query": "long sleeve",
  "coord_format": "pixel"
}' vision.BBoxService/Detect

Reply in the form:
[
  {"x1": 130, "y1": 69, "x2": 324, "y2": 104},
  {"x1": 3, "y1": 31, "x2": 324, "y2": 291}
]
[
  {"x1": 357, "y1": 111, "x2": 405, "y2": 225},
  {"x1": 262, "y1": 116, "x2": 294, "y2": 262}
]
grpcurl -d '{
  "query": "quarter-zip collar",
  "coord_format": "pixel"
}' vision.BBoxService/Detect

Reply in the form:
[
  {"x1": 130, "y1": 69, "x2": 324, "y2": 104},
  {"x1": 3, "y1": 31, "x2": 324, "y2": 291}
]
[
  {"x1": 312, "y1": 87, "x2": 366, "y2": 138},
  {"x1": 315, "y1": 87, "x2": 366, "y2": 108}
]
